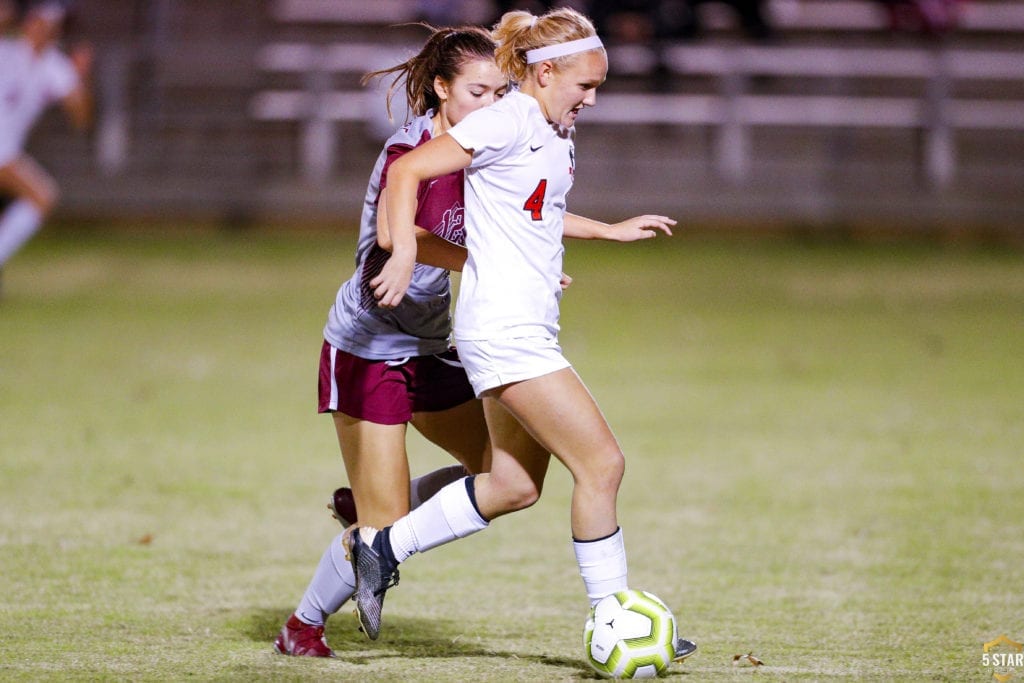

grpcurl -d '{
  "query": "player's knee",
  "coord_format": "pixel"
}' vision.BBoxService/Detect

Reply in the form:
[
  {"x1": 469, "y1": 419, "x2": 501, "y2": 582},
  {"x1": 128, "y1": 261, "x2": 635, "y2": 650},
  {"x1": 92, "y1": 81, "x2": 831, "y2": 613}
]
[
  {"x1": 27, "y1": 185, "x2": 58, "y2": 215},
  {"x1": 586, "y1": 449, "x2": 626, "y2": 493},
  {"x1": 495, "y1": 477, "x2": 542, "y2": 513},
  {"x1": 608, "y1": 451, "x2": 626, "y2": 485},
  {"x1": 506, "y1": 488, "x2": 540, "y2": 512},
  {"x1": 39, "y1": 185, "x2": 59, "y2": 214}
]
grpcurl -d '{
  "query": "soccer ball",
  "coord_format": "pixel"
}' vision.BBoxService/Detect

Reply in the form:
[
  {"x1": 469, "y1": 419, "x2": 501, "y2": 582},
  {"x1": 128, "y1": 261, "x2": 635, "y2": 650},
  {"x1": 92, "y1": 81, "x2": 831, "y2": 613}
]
[{"x1": 583, "y1": 590, "x2": 678, "y2": 679}]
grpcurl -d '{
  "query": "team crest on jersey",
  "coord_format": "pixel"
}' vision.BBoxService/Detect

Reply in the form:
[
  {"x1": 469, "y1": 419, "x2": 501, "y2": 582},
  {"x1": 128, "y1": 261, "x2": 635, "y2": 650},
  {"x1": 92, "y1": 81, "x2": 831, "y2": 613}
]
[{"x1": 433, "y1": 202, "x2": 466, "y2": 246}]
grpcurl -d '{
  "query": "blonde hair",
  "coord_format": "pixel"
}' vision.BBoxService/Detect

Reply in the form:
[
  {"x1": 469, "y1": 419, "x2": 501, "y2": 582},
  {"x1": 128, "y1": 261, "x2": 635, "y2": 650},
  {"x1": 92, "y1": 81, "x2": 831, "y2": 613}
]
[{"x1": 492, "y1": 8, "x2": 600, "y2": 83}]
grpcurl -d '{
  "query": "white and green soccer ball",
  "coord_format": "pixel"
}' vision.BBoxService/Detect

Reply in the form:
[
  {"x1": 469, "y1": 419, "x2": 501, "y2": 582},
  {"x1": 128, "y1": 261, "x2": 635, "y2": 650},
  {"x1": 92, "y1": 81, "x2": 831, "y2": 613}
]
[{"x1": 583, "y1": 589, "x2": 678, "y2": 679}]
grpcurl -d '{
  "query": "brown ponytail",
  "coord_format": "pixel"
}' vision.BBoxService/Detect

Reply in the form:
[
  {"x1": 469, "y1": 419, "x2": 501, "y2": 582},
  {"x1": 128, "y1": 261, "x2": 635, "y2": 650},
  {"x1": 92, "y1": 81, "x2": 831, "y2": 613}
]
[{"x1": 362, "y1": 25, "x2": 497, "y2": 122}]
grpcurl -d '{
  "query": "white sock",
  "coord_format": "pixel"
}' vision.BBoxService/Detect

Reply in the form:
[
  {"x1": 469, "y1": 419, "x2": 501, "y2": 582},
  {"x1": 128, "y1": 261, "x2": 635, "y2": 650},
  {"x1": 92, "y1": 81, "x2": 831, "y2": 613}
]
[
  {"x1": 387, "y1": 477, "x2": 488, "y2": 564},
  {"x1": 409, "y1": 464, "x2": 469, "y2": 509},
  {"x1": 295, "y1": 533, "x2": 356, "y2": 626},
  {"x1": 0, "y1": 200, "x2": 43, "y2": 266},
  {"x1": 573, "y1": 527, "x2": 628, "y2": 606}
]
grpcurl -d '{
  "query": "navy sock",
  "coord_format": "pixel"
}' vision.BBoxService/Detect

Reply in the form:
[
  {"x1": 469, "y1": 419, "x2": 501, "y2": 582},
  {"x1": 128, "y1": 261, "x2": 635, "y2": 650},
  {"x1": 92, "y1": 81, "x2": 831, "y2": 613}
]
[
  {"x1": 374, "y1": 526, "x2": 399, "y2": 570},
  {"x1": 573, "y1": 526, "x2": 621, "y2": 544},
  {"x1": 464, "y1": 475, "x2": 488, "y2": 522}
]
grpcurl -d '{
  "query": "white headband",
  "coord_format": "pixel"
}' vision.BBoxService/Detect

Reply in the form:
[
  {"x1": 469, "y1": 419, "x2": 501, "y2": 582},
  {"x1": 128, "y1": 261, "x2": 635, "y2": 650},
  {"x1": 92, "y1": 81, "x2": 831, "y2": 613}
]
[{"x1": 525, "y1": 36, "x2": 604, "y2": 64}]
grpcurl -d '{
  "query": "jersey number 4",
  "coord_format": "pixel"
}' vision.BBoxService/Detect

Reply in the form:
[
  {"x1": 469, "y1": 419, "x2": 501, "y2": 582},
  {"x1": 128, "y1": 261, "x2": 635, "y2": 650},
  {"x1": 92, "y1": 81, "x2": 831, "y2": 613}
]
[{"x1": 523, "y1": 179, "x2": 547, "y2": 221}]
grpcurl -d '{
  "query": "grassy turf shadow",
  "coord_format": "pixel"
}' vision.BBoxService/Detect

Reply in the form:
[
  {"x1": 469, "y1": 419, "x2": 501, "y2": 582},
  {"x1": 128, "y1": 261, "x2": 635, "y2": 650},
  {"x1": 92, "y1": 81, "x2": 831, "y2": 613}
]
[{"x1": 241, "y1": 607, "x2": 695, "y2": 679}]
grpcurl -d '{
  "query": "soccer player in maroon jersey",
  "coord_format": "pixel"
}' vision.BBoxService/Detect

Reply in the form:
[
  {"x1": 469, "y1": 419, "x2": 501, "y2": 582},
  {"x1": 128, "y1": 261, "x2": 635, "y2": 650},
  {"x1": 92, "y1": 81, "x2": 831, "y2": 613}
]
[{"x1": 273, "y1": 26, "x2": 507, "y2": 657}]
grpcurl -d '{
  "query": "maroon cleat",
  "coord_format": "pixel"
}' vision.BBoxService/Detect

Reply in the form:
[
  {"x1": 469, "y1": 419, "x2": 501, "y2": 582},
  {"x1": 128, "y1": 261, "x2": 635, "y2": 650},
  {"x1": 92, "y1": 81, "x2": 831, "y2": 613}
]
[
  {"x1": 273, "y1": 614, "x2": 334, "y2": 657},
  {"x1": 329, "y1": 487, "x2": 358, "y2": 527}
]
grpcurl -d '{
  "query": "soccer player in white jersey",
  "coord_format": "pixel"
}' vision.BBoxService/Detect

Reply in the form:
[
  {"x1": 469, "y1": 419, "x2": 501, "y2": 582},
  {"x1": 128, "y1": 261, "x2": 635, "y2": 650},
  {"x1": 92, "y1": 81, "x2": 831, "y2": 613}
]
[
  {"x1": 0, "y1": 1, "x2": 91, "y2": 284},
  {"x1": 272, "y1": 26, "x2": 510, "y2": 658},
  {"x1": 346, "y1": 7, "x2": 696, "y2": 661}
]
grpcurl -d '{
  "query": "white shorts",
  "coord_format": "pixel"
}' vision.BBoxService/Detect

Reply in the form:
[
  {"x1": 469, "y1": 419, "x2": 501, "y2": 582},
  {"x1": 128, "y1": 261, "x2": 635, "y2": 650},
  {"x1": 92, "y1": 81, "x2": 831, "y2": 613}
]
[{"x1": 455, "y1": 336, "x2": 572, "y2": 396}]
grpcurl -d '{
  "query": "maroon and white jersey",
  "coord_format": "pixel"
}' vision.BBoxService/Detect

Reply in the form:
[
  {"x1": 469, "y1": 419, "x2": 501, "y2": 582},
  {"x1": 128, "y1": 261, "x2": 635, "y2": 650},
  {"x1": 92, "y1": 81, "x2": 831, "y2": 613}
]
[{"x1": 324, "y1": 113, "x2": 465, "y2": 359}]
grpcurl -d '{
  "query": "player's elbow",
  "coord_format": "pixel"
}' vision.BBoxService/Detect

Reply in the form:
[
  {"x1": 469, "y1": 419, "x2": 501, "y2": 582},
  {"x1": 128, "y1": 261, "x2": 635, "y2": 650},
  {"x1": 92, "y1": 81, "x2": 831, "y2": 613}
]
[
  {"x1": 72, "y1": 113, "x2": 94, "y2": 133},
  {"x1": 388, "y1": 154, "x2": 424, "y2": 190},
  {"x1": 64, "y1": 93, "x2": 94, "y2": 132},
  {"x1": 75, "y1": 106, "x2": 96, "y2": 133}
]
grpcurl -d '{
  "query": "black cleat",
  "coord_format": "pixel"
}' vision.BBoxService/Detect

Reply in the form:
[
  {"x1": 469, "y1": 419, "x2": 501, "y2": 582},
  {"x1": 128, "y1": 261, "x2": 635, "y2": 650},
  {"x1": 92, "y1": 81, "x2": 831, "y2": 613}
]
[
  {"x1": 674, "y1": 638, "x2": 698, "y2": 662},
  {"x1": 343, "y1": 526, "x2": 399, "y2": 640}
]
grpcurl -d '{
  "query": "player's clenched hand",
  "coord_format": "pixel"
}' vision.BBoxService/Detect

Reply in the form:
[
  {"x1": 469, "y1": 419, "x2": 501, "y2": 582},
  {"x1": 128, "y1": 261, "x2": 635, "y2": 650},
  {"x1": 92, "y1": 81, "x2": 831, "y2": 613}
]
[
  {"x1": 370, "y1": 254, "x2": 415, "y2": 309},
  {"x1": 608, "y1": 215, "x2": 676, "y2": 241},
  {"x1": 560, "y1": 272, "x2": 573, "y2": 291}
]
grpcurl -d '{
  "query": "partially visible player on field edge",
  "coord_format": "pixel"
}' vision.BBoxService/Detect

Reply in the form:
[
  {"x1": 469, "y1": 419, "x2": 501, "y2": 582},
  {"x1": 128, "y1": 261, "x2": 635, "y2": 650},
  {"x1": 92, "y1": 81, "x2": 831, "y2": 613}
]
[
  {"x1": 272, "y1": 25, "x2": 508, "y2": 658},
  {"x1": 0, "y1": 0, "x2": 92, "y2": 287}
]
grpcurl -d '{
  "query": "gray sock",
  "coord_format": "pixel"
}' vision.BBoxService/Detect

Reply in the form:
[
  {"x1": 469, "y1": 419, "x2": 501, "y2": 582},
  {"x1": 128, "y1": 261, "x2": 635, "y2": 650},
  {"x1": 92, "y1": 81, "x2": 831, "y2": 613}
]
[{"x1": 295, "y1": 533, "x2": 356, "y2": 626}]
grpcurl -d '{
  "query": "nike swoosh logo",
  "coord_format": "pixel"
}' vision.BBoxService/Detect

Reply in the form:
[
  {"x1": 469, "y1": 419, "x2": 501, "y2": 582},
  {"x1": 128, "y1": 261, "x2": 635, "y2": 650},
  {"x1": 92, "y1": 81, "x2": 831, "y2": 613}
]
[{"x1": 530, "y1": 144, "x2": 542, "y2": 152}]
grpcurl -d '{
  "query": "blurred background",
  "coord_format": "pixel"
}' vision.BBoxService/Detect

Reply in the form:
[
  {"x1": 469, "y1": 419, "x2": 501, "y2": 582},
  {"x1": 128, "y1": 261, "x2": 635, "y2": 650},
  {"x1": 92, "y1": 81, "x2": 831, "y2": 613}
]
[{"x1": 17, "y1": 0, "x2": 1024, "y2": 236}]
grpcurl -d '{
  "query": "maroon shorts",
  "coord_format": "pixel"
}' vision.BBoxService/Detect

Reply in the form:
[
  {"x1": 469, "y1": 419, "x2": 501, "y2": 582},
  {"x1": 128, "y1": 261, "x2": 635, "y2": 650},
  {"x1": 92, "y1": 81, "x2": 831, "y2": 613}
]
[{"x1": 318, "y1": 341, "x2": 476, "y2": 425}]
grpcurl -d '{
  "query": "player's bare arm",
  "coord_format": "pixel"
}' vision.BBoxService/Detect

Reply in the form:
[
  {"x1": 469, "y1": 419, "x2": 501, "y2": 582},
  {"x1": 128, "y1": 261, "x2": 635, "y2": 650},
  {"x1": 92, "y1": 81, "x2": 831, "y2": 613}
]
[
  {"x1": 374, "y1": 134, "x2": 474, "y2": 307},
  {"x1": 62, "y1": 43, "x2": 95, "y2": 131},
  {"x1": 369, "y1": 223, "x2": 416, "y2": 308},
  {"x1": 376, "y1": 187, "x2": 468, "y2": 272},
  {"x1": 563, "y1": 213, "x2": 675, "y2": 241}
]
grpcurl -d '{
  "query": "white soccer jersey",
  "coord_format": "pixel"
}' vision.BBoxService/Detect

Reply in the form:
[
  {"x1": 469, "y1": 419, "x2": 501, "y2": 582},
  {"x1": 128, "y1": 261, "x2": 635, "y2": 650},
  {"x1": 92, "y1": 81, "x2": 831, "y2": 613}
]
[
  {"x1": 0, "y1": 38, "x2": 79, "y2": 164},
  {"x1": 447, "y1": 91, "x2": 576, "y2": 341}
]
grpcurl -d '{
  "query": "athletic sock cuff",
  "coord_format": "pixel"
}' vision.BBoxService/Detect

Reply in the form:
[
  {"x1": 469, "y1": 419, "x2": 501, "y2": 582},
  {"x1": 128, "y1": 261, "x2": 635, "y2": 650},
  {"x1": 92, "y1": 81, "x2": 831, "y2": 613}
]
[
  {"x1": 443, "y1": 476, "x2": 488, "y2": 531},
  {"x1": 573, "y1": 527, "x2": 628, "y2": 605},
  {"x1": 464, "y1": 475, "x2": 488, "y2": 523},
  {"x1": 573, "y1": 526, "x2": 621, "y2": 545}
]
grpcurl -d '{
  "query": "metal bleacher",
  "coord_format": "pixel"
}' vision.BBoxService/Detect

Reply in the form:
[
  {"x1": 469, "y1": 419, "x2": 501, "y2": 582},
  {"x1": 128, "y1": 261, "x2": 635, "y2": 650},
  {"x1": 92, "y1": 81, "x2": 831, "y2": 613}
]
[
  {"x1": 37, "y1": 0, "x2": 1024, "y2": 230},
  {"x1": 250, "y1": 40, "x2": 1024, "y2": 186}
]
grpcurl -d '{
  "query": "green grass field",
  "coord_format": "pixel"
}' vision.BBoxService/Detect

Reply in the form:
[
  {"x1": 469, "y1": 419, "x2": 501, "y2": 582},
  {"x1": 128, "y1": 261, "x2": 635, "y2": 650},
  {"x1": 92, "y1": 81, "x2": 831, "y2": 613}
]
[{"x1": 1, "y1": 229, "x2": 1022, "y2": 681}]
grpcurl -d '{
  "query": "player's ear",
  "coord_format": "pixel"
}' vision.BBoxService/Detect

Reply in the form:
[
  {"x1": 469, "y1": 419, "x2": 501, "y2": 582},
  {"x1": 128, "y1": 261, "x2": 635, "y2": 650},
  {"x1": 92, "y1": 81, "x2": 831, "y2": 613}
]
[
  {"x1": 433, "y1": 75, "x2": 450, "y2": 102},
  {"x1": 535, "y1": 60, "x2": 555, "y2": 87}
]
